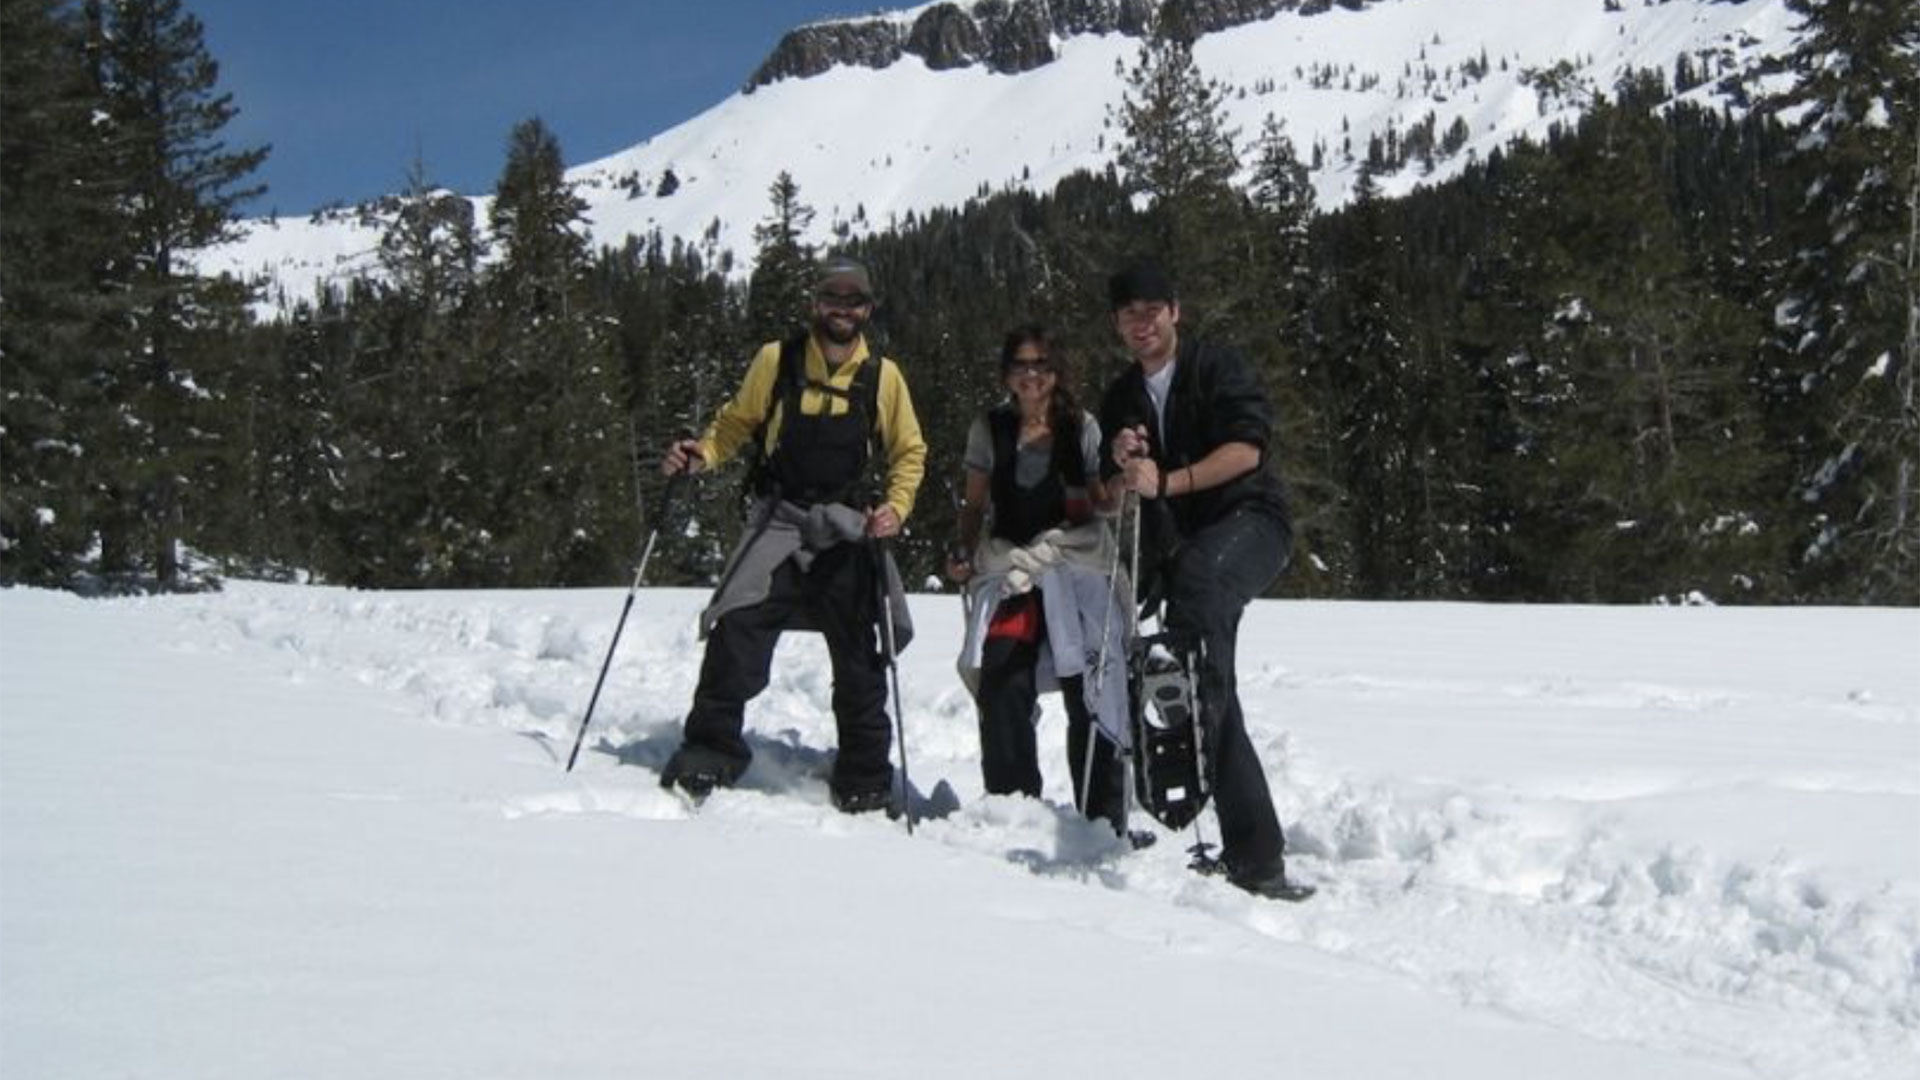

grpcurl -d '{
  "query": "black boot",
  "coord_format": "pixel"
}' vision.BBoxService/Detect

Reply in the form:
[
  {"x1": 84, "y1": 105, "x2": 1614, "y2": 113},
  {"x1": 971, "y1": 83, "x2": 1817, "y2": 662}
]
[
  {"x1": 829, "y1": 784, "x2": 894, "y2": 815},
  {"x1": 1226, "y1": 858, "x2": 1316, "y2": 902},
  {"x1": 661, "y1": 744, "x2": 747, "y2": 800}
]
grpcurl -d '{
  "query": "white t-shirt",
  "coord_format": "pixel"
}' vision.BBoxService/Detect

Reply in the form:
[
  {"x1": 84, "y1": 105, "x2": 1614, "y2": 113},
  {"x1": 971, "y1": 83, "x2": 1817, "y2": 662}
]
[{"x1": 1143, "y1": 359, "x2": 1176, "y2": 442}]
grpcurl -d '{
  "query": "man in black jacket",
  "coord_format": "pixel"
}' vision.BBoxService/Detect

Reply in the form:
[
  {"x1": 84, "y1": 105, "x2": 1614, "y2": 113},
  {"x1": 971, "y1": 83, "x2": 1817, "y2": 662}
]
[{"x1": 1098, "y1": 260, "x2": 1311, "y2": 901}]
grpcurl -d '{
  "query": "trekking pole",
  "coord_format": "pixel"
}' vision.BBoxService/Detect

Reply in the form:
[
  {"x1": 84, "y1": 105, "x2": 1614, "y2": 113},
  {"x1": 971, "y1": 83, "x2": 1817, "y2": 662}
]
[
  {"x1": 874, "y1": 537, "x2": 915, "y2": 834},
  {"x1": 564, "y1": 470, "x2": 689, "y2": 773},
  {"x1": 946, "y1": 478, "x2": 975, "y2": 625},
  {"x1": 1120, "y1": 489, "x2": 1144, "y2": 832},
  {"x1": 1185, "y1": 638, "x2": 1219, "y2": 872},
  {"x1": 1082, "y1": 490, "x2": 1136, "y2": 817}
]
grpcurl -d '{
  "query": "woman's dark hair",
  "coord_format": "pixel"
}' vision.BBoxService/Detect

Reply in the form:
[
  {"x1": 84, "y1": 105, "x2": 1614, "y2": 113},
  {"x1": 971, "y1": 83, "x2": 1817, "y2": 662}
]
[{"x1": 998, "y1": 323, "x2": 1080, "y2": 439}]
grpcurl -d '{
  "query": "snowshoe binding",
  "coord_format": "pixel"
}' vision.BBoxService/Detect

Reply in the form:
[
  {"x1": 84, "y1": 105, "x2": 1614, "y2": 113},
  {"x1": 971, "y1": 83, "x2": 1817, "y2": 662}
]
[{"x1": 1190, "y1": 847, "x2": 1317, "y2": 903}]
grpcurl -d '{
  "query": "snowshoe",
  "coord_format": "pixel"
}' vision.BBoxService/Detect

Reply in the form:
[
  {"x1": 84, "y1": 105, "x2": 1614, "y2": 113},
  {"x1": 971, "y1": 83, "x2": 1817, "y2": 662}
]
[
  {"x1": 1228, "y1": 863, "x2": 1317, "y2": 903},
  {"x1": 1191, "y1": 852, "x2": 1316, "y2": 903},
  {"x1": 1129, "y1": 636, "x2": 1210, "y2": 831}
]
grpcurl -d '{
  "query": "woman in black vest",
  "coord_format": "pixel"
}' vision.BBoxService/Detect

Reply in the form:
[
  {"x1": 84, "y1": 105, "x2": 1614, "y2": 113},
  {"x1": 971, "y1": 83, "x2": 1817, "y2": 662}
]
[{"x1": 949, "y1": 326, "x2": 1128, "y2": 833}]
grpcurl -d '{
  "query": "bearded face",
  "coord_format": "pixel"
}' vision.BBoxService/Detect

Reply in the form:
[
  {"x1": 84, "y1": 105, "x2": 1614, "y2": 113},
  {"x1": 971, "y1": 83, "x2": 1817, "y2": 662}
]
[{"x1": 812, "y1": 289, "x2": 872, "y2": 346}]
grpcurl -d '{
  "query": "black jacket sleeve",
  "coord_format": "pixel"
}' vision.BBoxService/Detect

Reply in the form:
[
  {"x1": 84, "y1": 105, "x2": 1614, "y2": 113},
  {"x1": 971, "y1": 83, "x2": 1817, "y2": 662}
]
[
  {"x1": 1190, "y1": 342, "x2": 1273, "y2": 454},
  {"x1": 1096, "y1": 367, "x2": 1145, "y2": 482}
]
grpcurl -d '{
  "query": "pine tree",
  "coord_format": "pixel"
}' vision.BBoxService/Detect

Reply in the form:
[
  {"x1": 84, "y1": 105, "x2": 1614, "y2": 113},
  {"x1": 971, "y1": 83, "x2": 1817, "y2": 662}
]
[
  {"x1": 1763, "y1": 0, "x2": 1920, "y2": 601},
  {"x1": 370, "y1": 158, "x2": 484, "y2": 582},
  {"x1": 471, "y1": 117, "x2": 632, "y2": 586},
  {"x1": 1448, "y1": 145, "x2": 1572, "y2": 599},
  {"x1": 1314, "y1": 163, "x2": 1425, "y2": 597},
  {"x1": 0, "y1": 0, "x2": 122, "y2": 584},
  {"x1": 248, "y1": 295, "x2": 352, "y2": 575},
  {"x1": 1245, "y1": 116, "x2": 1340, "y2": 594},
  {"x1": 599, "y1": 234, "x2": 748, "y2": 585},
  {"x1": 380, "y1": 156, "x2": 483, "y2": 313},
  {"x1": 1110, "y1": 13, "x2": 1250, "y2": 332},
  {"x1": 82, "y1": 0, "x2": 268, "y2": 588},
  {"x1": 746, "y1": 171, "x2": 817, "y2": 343}
]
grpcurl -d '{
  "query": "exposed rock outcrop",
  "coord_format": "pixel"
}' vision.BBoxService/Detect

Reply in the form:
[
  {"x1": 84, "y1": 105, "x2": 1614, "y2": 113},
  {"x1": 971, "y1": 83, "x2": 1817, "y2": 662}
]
[
  {"x1": 743, "y1": 0, "x2": 1363, "y2": 92},
  {"x1": 905, "y1": 4, "x2": 988, "y2": 71},
  {"x1": 746, "y1": 19, "x2": 909, "y2": 86},
  {"x1": 975, "y1": 0, "x2": 1057, "y2": 74}
]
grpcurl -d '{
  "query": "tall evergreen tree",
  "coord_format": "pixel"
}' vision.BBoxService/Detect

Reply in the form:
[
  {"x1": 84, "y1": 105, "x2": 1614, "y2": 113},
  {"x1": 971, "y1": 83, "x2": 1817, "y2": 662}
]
[
  {"x1": 1246, "y1": 115, "x2": 1340, "y2": 594},
  {"x1": 599, "y1": 233, "x2": 747, "y2": 585},
  {"x1": 471, "y1": 117, "x2": 632, "y2": 586},
  {"x1": 369, "y1": 158, "x2": 484, "y2": 582},
  {"x1": 1247, "y1": 116, "x2": 1316, "y2": 337},
  {"x1": 84, "y1": 0, "x2": 268, "y2": 588},
  {"x1": 1763, "y1": 0, "x2": 1920, "y2": 601},
  {"x1": 243, "y1": 293, "x2": 353, "y2": 575},
  {"x1": 746, "y1": 171, "x2": 817, "y2": 343},
  {"x1": 1314, "y1": 163, "x2": 1424, "y2": 596},
  {"x1": 1110, "y1": 13, "x2": 1250, "y2": 332},
  {"x1": 1448, "y1": 145, "x2": 1571, "y2": 599},
  {"x1": 0, "y1": 0, "x2": 122, "y2": 584},
  {"x1": 380, "y1": 156, "x2": 483, "y2": 312}
]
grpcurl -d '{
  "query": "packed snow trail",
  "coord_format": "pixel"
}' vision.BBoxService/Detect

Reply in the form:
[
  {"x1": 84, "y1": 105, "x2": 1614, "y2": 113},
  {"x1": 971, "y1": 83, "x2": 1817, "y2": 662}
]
[{"x1": 3, "y1": 583, "x2": 1914, "y2": 1079}]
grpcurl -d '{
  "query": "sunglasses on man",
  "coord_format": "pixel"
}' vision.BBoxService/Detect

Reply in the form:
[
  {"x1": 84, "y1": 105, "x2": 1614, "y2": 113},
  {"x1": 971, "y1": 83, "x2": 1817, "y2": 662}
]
[{"x1": 816, "y1": 290, "x2": 872, "y2": 310}]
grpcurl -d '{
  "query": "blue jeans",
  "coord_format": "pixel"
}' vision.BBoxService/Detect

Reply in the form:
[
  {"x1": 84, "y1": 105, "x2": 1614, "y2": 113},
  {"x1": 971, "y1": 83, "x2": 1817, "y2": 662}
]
[{"x1": 1160, "y1": 506, "x2": 1292, "y2": 876}]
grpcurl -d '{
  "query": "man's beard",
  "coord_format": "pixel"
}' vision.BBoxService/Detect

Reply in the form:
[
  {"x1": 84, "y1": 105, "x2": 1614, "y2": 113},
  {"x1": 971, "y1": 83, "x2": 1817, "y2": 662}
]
[{"x1": 813, "y1": 311, "x2": 865, "y2": 346}]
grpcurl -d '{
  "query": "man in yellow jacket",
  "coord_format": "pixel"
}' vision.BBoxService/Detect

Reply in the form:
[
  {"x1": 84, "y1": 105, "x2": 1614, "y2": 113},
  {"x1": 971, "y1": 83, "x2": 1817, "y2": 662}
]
[{"x1": 659, "y1": 255, "x2": 927, "y2": 812}]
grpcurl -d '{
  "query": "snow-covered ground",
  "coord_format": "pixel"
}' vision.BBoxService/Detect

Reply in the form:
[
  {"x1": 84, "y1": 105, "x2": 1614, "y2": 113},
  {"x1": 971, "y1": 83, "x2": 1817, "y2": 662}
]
[{"x1": 2, "y1": 582, "x2": 1914, "y2": 1079}]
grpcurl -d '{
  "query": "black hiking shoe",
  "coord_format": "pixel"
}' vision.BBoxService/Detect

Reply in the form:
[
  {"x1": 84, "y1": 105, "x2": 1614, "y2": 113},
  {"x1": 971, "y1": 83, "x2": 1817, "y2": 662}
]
[
  {"x1": 660, "y1": 746, "x2": 745, "y2": 802},
  {"x1": 830, "y1": 786, "x2": 893, "y2": 816},
  {"x1": 1190, "y1": 848, "x2": 1317, "y2": 902},
  {"x1": 1226, "y1": 860, "x2": 1317, "y2": 903},
  {"x1": 666, "y1": 770, "x2": 724, "y2": 802}
]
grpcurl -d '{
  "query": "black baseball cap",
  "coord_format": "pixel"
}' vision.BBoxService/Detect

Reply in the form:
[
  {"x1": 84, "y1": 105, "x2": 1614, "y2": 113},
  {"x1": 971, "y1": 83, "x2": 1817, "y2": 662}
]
[{"x1": 1108, "y1": 261, "x2": 1177, "y2": 310}]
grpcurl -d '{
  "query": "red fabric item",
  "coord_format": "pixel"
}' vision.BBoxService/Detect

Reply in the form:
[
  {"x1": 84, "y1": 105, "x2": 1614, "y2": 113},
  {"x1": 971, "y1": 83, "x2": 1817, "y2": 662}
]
[{"x1": 986, "y1": 593, "x2": 1043, "y2": 644}]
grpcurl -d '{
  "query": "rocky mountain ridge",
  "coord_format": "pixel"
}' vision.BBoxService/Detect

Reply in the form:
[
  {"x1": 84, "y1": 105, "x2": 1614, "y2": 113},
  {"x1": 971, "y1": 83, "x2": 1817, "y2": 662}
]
[{"x1": 746, "y1": 0, "x2": 1373, "y2": 87}]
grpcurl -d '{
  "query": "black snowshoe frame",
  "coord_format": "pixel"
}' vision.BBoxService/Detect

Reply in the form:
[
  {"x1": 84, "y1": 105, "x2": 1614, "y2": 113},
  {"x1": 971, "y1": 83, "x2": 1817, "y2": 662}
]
[{"x1": 1129, "y1": 631, "x2": 1211, "y2": 831}]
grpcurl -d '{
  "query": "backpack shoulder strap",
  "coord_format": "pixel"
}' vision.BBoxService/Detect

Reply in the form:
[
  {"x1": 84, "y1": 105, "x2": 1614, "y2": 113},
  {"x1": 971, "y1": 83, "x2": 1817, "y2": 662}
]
[
  {"x1": 987, "y1": 403, "x2": 1018, "y2": 469},
  {"x1": 777, "y1": 333, "x2": 810, "y2": 400},
  {"x1": 743, "y1": 335, "x2": 811, "y2": 486},
  {"x1": 763, "y1": 333, "x2": 811, "y2": 431},
  {"x1": 849, "y1": 350, "x2": 883, "y2": 438}
]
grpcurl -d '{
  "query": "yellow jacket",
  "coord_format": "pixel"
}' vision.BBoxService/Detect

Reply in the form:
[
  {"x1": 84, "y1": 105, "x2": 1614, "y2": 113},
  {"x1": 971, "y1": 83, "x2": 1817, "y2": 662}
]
[{"x1": 698, "y1": 334, "x2": 927, "y2": 522}]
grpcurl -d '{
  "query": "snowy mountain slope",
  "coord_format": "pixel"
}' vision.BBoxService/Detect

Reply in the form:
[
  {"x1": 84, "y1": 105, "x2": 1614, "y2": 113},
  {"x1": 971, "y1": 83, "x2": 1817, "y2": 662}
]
[
  {"x1": 201, "y1": 0, "x2": 1798, "y2": 312},
  {"x1": 3, "y1": 583, "x2": 1914, "y2": 1079}
]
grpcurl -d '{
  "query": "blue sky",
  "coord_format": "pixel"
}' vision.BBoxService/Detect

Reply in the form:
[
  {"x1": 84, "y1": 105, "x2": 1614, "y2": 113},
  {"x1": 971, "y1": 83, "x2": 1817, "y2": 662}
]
[{"x1": 193, "y1": 0, "x2": 882, "y2": 216}]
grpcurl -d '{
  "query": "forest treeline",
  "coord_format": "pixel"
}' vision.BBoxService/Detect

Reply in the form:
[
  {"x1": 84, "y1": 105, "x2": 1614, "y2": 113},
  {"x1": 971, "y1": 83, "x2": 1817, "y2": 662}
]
[{"x1": 3, "y1": 0, "x2": 1914, "y2": 603}]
